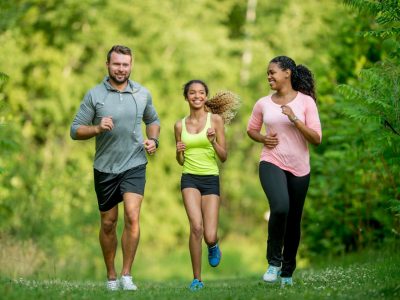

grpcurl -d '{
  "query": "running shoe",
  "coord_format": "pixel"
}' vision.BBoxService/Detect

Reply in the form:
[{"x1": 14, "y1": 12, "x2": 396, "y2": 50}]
[
  {"x1": 120, "y1": 275, "x2": 138, "y2": 291},
  {"x1": 281, "y1": 277, "x2": 293, "y2": 287},
  {"x1": 189, "y1": 279, "x2": 204, "y2": 291},
  {"x1": 106, "y1": 279, "x2": 119, "y2": 291},
  {"x1": 262, "y1": 265, "x2": 281, "y2": 283},
  {"x1": 208, "y1": 244, "x2": 222, "y2": 267}
]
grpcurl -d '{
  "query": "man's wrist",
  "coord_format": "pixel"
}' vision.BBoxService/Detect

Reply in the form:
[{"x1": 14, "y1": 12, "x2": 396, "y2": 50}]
[
  {"x1": 94, "y1": 125, "x2": 101, "y2": 135},
  {"x1": 290, "y1": 116, "x2": 299, "y2": 123},
  {"x1": 149, "y1": 137, "x2": 159, "y2": 148}
]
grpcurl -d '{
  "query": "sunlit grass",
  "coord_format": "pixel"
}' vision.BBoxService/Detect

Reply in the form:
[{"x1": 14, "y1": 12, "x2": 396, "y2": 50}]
[{"x1": 1, "y1": 244, "x2": 399, "y2": 300}]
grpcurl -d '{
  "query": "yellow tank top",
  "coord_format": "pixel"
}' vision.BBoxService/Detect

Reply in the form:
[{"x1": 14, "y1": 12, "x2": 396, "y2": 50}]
[{"x1": 181, "y1": 113, "x2": 219, "y2": 175}]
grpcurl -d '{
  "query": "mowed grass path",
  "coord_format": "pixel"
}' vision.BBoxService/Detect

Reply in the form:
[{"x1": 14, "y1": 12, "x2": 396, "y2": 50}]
[{"x1": 1, "y1": 246, "x2": 399, "y2": 300}]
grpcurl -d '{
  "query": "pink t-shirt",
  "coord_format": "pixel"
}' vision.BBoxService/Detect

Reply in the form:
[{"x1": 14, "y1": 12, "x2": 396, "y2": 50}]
[{"x1": 247, "y1": 92, "x2": 322, "y2": 176}]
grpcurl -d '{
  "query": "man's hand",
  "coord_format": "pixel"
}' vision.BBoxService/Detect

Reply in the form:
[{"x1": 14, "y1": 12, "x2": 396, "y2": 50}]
[
  {"x1": 143, "y1": 139, "x2": 157, "y2": 155},
  {"x1": 98, "y1": 116, "x2": 114, "y2": 133}
]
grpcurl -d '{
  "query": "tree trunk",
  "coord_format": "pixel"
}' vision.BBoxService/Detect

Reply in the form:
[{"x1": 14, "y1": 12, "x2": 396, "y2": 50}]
[{"x1": 240, "y1": 0, "x2": 257, "y2": 85}]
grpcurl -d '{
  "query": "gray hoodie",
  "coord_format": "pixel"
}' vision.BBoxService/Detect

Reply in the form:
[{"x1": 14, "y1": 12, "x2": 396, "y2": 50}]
[{"x1": 70, "y1": 77, "x2": 160, "y2": 174}]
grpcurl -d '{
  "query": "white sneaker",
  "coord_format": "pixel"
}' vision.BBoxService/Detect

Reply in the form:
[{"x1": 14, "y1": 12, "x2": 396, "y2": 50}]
[
  {"x1": 120, "y1": 275, "x2": 138, "y2": 291},
  {"x1": 263, "y1": 265, "x2": 281, "y2": 283},
  {"x1": 106, "y1": 279, "x2": 119, "y2": 291}
]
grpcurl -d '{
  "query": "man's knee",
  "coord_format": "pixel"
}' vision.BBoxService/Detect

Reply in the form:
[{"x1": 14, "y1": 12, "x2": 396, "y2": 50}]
[
  {"x1": 101, "y1": 218, "x2": 117, "y2": 234},
  {"x1": 124, "y1": 210, "x2": 140, "y2": 226}
]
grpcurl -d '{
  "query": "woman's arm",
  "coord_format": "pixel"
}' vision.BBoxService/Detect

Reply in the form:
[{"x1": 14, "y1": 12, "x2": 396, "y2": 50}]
[
  {"x1": 247, "y1": 99, "x2": 279, "y2": 149},
  {"x1": 281, "y1": 104, "x2": 321, "y2": 145},
  {"x1": 292, "y1": 121, "x2": 321, "y2": 145},
  {"x1": 247, "y1": 129, "x2": 279, "y2": 149}
]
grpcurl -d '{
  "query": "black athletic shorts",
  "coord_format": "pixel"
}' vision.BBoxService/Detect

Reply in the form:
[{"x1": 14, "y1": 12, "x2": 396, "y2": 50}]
[
  {"x1": 94, "y1": 164, "x2": 146, "y2": 212},
  {"x1": 180, "y1": 173, "x2": 220, "y2": 196}
]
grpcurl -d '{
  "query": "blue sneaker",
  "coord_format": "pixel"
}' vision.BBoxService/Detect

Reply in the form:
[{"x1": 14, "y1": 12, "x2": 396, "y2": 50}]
[
  {"x1": 281, "y1": 277, "x2": 293, "y2": 287},
  {"x1": 189, "y1": 279, "x2": 204, "y2": 291},
  {"x1": 208, "y1": 244, "x2": 222, "y2": 267},
  {"x1": 262, "y1": 265, "x2": 281, "y2": 283}
]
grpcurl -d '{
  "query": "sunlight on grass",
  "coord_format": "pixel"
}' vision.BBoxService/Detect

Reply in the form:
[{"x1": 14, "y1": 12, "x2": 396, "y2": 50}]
[{"x1": 1, "y1": 244, "x2": 399, "y2": 300}]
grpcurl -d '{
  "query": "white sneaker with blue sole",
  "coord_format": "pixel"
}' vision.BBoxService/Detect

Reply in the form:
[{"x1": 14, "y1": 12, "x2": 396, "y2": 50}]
[{"x1": 263, "y1": 265, "x2": 281, "y2": 283}]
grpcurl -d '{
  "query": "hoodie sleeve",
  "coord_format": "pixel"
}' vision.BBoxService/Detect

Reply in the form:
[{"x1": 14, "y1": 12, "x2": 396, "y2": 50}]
[
  {"x1": 143, "y1": 91, "x2": 160, "y2": 126},
  {"x1": 70, "y1": 91, "x2": 96, "y2": 140}
]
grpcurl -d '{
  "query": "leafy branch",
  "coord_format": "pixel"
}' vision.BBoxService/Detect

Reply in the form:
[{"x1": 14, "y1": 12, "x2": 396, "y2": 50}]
[{"x1": 0, "y1": 72, "x2": 8, "y2": 82}]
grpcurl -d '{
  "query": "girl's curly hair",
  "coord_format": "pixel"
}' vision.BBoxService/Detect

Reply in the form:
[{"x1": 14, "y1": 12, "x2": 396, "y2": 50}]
[
  {"x1": 205, "y1": 91, "x2": 241, "y2": 124},
  {"x1": 183, "y1": 80, "x2": 240, "y2": 124}
]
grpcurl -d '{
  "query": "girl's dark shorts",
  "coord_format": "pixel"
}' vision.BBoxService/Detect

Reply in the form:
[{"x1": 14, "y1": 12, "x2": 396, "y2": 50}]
[
  {"x1": 180, "y1": 173, "x2": 220, "y2": 196},
  {"x1": 94, "y1": 164, "x2": 146, "y2": 212}
]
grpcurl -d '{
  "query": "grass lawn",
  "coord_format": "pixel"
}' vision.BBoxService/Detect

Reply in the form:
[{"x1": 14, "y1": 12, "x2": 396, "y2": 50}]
[{"x1": 1, "y1": 245, "x2": 399, "y2": 299}]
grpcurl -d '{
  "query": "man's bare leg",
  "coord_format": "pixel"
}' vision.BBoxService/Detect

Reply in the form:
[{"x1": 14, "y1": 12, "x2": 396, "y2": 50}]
[
  {"x1": 121, "y1": 192, "x2": 143, "y2": 276},
  {"x1": 99, "y1": 205, "x2": 119, "y2": 280}
]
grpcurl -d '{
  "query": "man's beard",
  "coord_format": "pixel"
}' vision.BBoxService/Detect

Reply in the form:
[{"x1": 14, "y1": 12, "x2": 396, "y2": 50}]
[{"x1": 108, "y1": 71, "x2": 131, "y2": 84}]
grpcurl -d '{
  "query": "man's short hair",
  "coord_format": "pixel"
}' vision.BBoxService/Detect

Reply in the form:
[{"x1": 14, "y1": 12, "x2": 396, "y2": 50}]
[{"x1": 107, "y1": 45, "x2": 132, "y2": 62}]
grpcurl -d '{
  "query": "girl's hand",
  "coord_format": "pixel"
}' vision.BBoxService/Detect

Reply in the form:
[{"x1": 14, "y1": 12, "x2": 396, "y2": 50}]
[
  {"x1": 206, "y1": 128, "x2": 216, "y2": 143},
  {"x1": 176, "y1": 141, "x2": 186, "y2": 152}
]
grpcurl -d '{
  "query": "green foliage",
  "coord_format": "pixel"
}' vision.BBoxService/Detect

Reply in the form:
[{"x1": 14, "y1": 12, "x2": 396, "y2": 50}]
[
  {"x1": 0, "y1": 72, "x2": 8, "y2": 82},
  {"x1": 0, "y1": 72, "x2": 19, "y2": 177},
  {"x1": 296, "y1": 0, "x2": 400, "y2": 257},
  {"x1": 338, "y1": 61, "x2": 400, "y2": 217},
  {"x1": 338, "y1": 61, "x2": 400, "y2": 137},
  {"x1": 343, "y1": 0, "x2": 400, "y2": 39},
  {"x1": 339, "y1": 0, "x2": 400, "y2": 220}
]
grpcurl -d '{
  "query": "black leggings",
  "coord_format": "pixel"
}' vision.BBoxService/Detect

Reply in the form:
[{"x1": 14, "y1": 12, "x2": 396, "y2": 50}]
[{"x1": 259, "y1": 161, "x2": 310, "y2": 277}]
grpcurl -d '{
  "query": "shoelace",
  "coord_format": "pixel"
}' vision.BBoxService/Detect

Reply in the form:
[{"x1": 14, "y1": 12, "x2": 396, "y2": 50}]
[
  {"x1": 107, "y1": 280, "x2": 119, "y2": 290},
  {"x1": 121, "y1": 276, "x2": 135, "y2": 286},
  {"x1": 267, "y1": 267, "x2": 279, "y2": 274},
  {"x1": 190, "y1": 279, "x2": 203, "y2": 289},
  {"x1": 209, "y1": 246, "x2": 218, "y2": 256}
]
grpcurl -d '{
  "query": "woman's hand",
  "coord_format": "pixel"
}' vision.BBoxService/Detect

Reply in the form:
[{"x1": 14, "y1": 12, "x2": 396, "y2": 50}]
[
  {"x1": 247, "y1": 129, "x2": 279, "y2": 149},
  {"x1": 263, "y1": 132, "x2": 279, "y2": 149},
  {"x1": 281, "y1": 105, "x2": 297, "y2": 122},
  {"x1": 281, "y1": 105, "x2": 321, "y2": 145}
]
